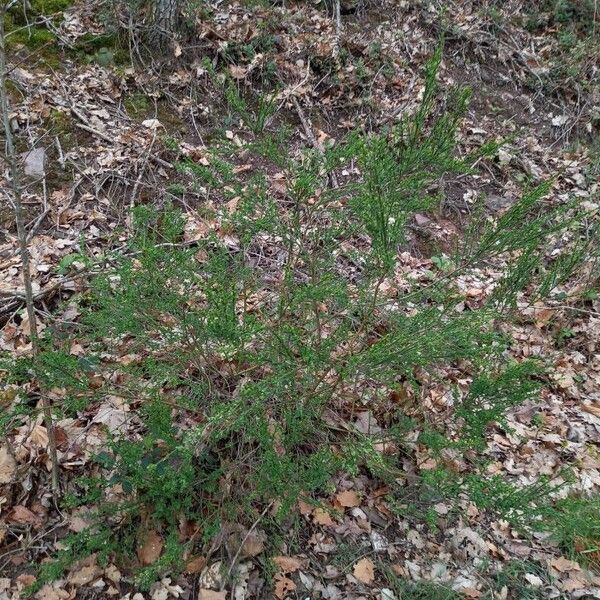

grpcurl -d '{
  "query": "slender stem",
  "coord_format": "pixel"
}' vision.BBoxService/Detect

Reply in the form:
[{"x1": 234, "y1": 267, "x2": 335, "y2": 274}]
[{"x1": 0, "y1": 6, "x2": 59, "y2": 499}]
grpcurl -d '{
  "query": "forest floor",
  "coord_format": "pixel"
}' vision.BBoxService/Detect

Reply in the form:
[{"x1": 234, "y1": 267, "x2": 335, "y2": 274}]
[{"x1": 0, "y1": 0, "x2": 599, "y2": 599}]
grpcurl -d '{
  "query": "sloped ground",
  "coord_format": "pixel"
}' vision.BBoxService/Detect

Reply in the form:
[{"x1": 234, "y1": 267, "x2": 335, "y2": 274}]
[{"x1": 0, "y1": 1, "x2": 599, "y2": 599}]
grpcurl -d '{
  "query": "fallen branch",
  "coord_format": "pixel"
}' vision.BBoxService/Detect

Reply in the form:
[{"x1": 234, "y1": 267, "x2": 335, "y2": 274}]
[
  {"x1": 292, "y1": 96, "x2": 339, "y2": 188},
  {"x1": 70, "y1": 105, "x2": 173, "y2": 169}
]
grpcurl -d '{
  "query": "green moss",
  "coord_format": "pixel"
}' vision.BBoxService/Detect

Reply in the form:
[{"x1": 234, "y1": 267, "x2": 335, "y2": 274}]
[
  {"x1": 3, "y1": 0, "x2": 73, "y2": 68},
  {"x1": 74, "y1": 32, "x2": 118, "y2": 54},
  {"x1": 47, "y1": 109, "x2": 76, "y2": 150},
  {"x1": 7, "y1": 26, "x2": 55, "y2": 49},
  {"x1": 123, "y1": 95, "x2": 184, "y2": 133},
  {"x1": 124, "y1": 92, "x2": 151, "y2": 118},
  {"x1": 30, "y1": 0, "x2": 72, "y2": 12},
  {"x1": 155, "y1": 100, "x2": 184, "y2": 132},
  {"x1": 4, "y1": 23, "x2": 63, "y2": 69}
]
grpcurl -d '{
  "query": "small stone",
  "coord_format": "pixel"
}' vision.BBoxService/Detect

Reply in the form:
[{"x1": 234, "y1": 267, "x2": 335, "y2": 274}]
[
  {"x1": 485, "y1": 194, "x2": 513, "y2": 212},
  {"x1": 23, "y1": 148, "x2": 46, "y2": 178}
]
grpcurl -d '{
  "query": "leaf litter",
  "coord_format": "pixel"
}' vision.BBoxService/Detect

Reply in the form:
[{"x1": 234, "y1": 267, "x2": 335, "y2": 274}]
[{"x1": 0, "y1": 0, "x2": 599, "y2": 599}]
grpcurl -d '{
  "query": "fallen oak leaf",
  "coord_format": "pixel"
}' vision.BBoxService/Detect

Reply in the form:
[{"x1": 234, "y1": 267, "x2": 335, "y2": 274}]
[
  {"x1": 67, "y1": 563, "x2": 101, "y2": 586},
  {"x1": 559, "y1": 576, "x2": 588, "y2": 592},
  {"x1": 137, "y1": 529, "x2": 163, "y2": 566},
  {"x1": 0, "y1": 445, "x2": 16, "y2": 483},
  {"x1": 15, "y1": 574, "x2": 36, "y2": 588},
  {"x1": 335, "y1": 490, "x2": 361, "y2": 508},
  {"x1": 185, "y1": 555, "x2": 207, "y2": 574},
  {"x1": 353, "y1": 557, "x2": 375, "y2": 585},
  {"x1": 273, "y1": 556, "x2": 303, "y2": 573},
  {"x1": 8, "y1": 506, "x2": 43, "y2": 528},
  {"x1": 274, "y1": 574, "x2": 296, "y2": 599},
  {"x1": 298, "y1": 499, "x2": 312, "y2": 515},
  {"x1": 581, "y1": 403, "x2": 600, "y2": 418},
  {"x1": 240, "y1": 529, "x2": 266, "y2": 558},
  {"x1": 549, "y1": 556, "x2": 581, "y2": 573},
  {"x1": 313, "y1": 507, "x2": 335, "y2": 526},
  {"x1": 197, "y1": 590, "x2": 226, "y2": 600}
]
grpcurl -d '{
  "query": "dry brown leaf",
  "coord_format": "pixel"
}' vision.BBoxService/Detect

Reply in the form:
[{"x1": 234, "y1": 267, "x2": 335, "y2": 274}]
[
  {"x1": 185, "y1": 555, "x2": 207, "y2": 574},
  {"x1": 313, "y1": 507, "x2": 335, "y2": 526},
  {"x1": 581, "y1": 403, "x2": 600, "y2": 418},
  {"x1": 273, "y1": 555, "x2": 303, "y2": 573},
  {"x1": 550, "y1": 556, "x2": 581, "y2": 573},
  {"x1": 68, "y1": 507, "x2": 93, "y2": 533},
  {"x1": 229, "y1": 65, "x2": 247, "y2": 79},
  {"x1": 0, "y1": 446, "x2": 16, "y2": 483},
  {"x1": 197, "y1": 590, "x2": 226, "y2": 600},
  {"x1": 67, "y1": 563, "x2": 101, "y2": 586},
  {"x1": 274, "y1": 574, "x2": 296, "y2": 599},
  {"x1": 16, "y1": 574, "x2": 36, "y2": 588},
  {"x1": 560, "y1": 576, "x2": 587, "y2": 592},
  {"x1": 137, "y1": 530, "x2": 163, "y2": 566},
  {"x1": 104, "y1": 564, "x2": 121, "y2": 584},
  {"x1": 28, "y1": 423, "x2": 49, "y2": 448},
  {"x1": 353, "y1": 557, "x2": 375, "y2": 585},
  {"x1": 335, "y1": 490, "x2": 360, "y2": 508},
  {"x1": 533, "y1": 306, "x2": 554, "y2": 326},
  {"x1": 8, "y1": 506, "x2": 42, "y2": 528},
  {"x1": 240, "y1": 529, "x2": 266, "y2": 558},
  {"x1": 35, "y1": 584, "x2": 70, "y2": 600}
]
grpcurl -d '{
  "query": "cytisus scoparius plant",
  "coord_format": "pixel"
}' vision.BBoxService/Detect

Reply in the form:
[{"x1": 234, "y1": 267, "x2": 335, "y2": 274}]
[{"x1": 8, "y1": 47, "x2": 597, "y2": 591}]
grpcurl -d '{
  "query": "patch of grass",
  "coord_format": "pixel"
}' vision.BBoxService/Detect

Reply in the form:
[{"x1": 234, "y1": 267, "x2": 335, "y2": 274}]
[
  {"x1": 47, "y1": 108, "x2": 76, "y2": 149},
  {"x1": 381, "y1": 565, "x2": 460, "y2": 600},
  {"x1": 545, "y1": 495, "x2": 600, "y2": 569},
  {"x1": 522, "y1": 0, "x2": 598, "y2": 95},
  {"x1": 3, "y1": 0, "x2": 73, "y2": 66},
  {"x1": 30, "y1": 0, "x2": 72, "y2": 12},
  {"x1": 224, "y1": 80, "x2": 278, "y2": 133},
  {"x1": 73, "y1": 31, "x2": 118, "y2": 54},
  {"x1": 248, "y1": 127, "x2": 292, "y2": 165},
  {"x1": 490, "y1": 560, "x2": 551, "y2": 599},
  {"x1": 331, "y1": 542, "x2": 367, "y2": 571}
]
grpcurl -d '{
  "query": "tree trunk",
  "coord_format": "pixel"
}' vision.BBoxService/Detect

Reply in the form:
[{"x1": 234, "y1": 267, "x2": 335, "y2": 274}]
[{"x1": 152, "y1": 0, "x2": 179, "y2": 46}]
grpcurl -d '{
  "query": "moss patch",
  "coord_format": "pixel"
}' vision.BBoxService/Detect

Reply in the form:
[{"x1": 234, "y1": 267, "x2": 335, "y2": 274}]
[
  {"x1": 3, "y1": 0, "x2": 73, "y2": 68},
  {"x1": 124, "y1": 92, "x2": 151, "y2": 119},
  {"x1": 123, "y1": 93, "x2": 185, "y2": 134},
  {"x1": 30, "y1": 0, "x2": 73, "y2": 12},
  {"x1": 47, "y1": 109, "x2": 77, "y2": 150}
]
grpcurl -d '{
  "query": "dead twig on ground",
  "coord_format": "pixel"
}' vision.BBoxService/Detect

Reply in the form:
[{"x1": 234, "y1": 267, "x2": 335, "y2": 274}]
[
  {"x1": 292, "y1": 95, "x2": 339, "y2": 188},
  {"x1": 0, "y1": 6, "x2": 60, "y2": 500},
  {"x1": 69, "y1": 104, "x2": 172, "y2": 169}
]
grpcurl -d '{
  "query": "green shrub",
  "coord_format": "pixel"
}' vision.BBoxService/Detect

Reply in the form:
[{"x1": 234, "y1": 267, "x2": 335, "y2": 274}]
[{"x1": 20, "y1": 47, "x2": 593, "y2": 590}]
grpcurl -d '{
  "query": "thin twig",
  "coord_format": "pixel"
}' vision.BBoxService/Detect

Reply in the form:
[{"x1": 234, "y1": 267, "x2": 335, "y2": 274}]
[
  {"x1": 292, "y1": 96, "x2": 338, "y2": 188},
  {"x1": 26, "y1": 208, "x2": 49, "y2": 242},
  {"x1": 333, "y1": 0, "x2": 342, "y2": 59},
  {"x1": 222, "y1": 501, "x2": 274, "y2": 595},
  {"x1": 0, "y1": 9, "x2": 60, "y2": 500},
  {"x1": 69, "y1": 104, "x2": 172, "y2": 169}
]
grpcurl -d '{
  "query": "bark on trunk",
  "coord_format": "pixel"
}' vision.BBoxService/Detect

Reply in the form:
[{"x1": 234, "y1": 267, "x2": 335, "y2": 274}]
[{"x1": 152, "y1": 0, "x2": 179, "y2": 45}]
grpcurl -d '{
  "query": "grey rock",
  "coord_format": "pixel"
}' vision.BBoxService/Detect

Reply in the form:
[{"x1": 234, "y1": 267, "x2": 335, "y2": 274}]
[
  {"x1": 485, "y1": 194, "x2": 513, "y2": 212},
  {"x1": 23, "y1": 148, "x2": 47, "y2": 178}
]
